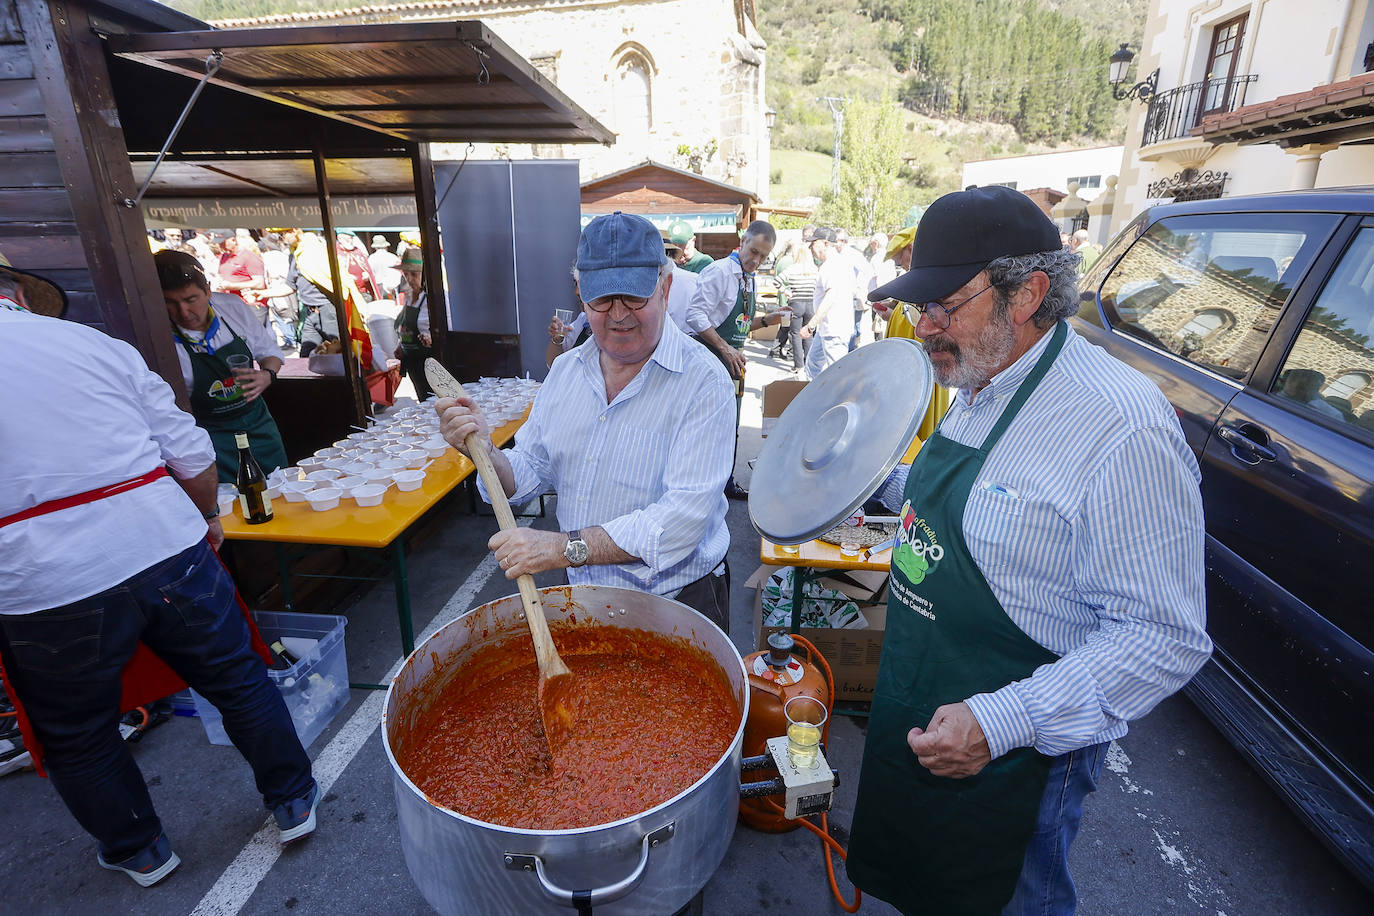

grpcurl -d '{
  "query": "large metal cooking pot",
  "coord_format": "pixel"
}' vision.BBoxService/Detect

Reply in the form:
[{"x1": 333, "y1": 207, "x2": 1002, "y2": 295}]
[{"x1": 383, "y1": 585, "x2": 748, "y2": 916}]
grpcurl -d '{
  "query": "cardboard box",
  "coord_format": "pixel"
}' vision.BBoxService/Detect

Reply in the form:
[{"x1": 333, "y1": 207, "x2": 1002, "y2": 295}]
[
  {"x1": 761, "y1": 379, "x2": 807, "y2": 438},
  {"x1": 750, "y1": 566, "x2": 887, "y2": 704}
]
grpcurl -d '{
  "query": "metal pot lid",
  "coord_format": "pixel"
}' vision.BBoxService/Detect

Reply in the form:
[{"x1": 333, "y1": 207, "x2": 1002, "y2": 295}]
[{"x1": 749, "y1": 338, "x2": 934, "y2": 545}]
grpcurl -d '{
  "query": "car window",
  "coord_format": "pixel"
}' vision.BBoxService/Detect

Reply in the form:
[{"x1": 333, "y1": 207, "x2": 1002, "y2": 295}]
[
  {"x1": 1099, "y1": 213, "x2": 1338, "y2": 380},
  {"x1": 1272, "y1": 227, "x2": 1374, "y2": 432}
]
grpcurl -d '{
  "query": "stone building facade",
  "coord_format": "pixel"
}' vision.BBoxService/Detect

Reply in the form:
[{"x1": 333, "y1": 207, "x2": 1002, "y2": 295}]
[{"x1": 214, "y1": 0, "x2": 770, "y2": 196}]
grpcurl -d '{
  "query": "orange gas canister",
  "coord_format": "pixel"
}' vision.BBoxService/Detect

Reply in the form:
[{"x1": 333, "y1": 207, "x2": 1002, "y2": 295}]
[{"x1": 739, "y1": 631, "x2": 832, "y2": 832}]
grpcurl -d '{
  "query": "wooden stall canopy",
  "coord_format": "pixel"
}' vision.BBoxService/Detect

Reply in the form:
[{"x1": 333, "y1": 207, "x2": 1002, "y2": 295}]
[
  {"x1": 2, "y1": 0, "x2": 611, "y2": 420},
  {"x1": 104, "y1": 20, "x2": 614, "y2": 147}
]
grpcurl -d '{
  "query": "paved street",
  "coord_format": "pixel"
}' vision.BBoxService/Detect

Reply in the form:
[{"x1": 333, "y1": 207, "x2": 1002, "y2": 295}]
[{"x1": 0, "y1": 340, "x2": 1369, "y2": 915}]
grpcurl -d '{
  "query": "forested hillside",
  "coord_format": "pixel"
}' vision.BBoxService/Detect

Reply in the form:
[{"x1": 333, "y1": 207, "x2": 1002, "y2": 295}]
[{"x1": 873, "y1": 0, "x2": 1120, "y2": 142}]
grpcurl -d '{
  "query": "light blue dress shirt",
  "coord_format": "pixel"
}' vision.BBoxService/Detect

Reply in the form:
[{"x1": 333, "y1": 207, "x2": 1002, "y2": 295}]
[
  {"x1": 480, "y1": 319, "x2": 735, "y2": 596},
  {"x1": 936, "y1": 324, "x2": 1213, "y2": 760}
]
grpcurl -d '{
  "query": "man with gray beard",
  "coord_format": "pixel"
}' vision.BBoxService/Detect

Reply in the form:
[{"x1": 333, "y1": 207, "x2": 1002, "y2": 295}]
[{"x1": 845, "y1": 186, "x2": 1210, "y2": 916}]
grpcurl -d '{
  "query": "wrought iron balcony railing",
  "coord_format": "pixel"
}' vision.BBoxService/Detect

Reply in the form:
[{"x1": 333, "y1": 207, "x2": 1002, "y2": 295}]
[{"x1": 1142, "y1": 73, "x2": 1258, "y2": 146}]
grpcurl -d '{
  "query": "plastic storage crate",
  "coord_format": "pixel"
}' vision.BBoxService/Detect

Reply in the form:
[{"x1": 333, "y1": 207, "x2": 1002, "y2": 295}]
[{"x1": 191, "y1": 610, "x2": 348, "y2": 750}]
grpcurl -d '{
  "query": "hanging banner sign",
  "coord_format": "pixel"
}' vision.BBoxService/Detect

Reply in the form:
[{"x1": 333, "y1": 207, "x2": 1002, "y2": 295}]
[
  {"x1": 579, "y1": 210, "x2": 740, "y2": 232},
  {"x1": 142, "y1": 196, "x2": 418, "y2": 229}
]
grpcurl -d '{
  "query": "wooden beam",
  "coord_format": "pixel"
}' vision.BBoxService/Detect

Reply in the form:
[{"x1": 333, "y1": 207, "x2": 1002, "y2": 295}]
[
  {"x1": 17, "y1": 0, "x2": 185, "y2": 403},
  {"x1": 322, "y1": 102, "x2": 548, "y2": 113},
  {"x1": 241, "y1": 75, "x2": 512, "y2": 91},
  {"x1": 104, "y1": 20, "x2": 491, "y2": 54},
  {"x1": 192, "y1": 162, "x2": 291, "y2": 197},
  {"x1": 312, "y1": 140, "x2": 367, "y2": 425},
  {"x1": 411, "y1": 141, "x2": 446, "y2": 365}
]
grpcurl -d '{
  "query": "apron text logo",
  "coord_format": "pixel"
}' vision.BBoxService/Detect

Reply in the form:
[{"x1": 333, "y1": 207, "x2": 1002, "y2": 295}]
[{"x1": 894, "y1": 499, "x2": 943, "y2": 584}]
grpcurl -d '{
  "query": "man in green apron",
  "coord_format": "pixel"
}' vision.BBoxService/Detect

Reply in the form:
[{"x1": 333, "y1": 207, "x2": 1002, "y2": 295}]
[
  {"x1": 156, "y1": 254, "x2": 288, "y2": 483},
  {"x1": 848, "y1": 186, "x2": 1211, "y2": 915},
  {"x1": 684, "y1": 220, "x2": 790, "y2": 499},
  {"x1": 393, "y1": 246, "x2": 433, "y2": 400}
]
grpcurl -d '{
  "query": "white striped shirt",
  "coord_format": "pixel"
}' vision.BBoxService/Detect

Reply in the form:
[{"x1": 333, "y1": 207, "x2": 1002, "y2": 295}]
[
  {"x1": 939, "y1": 324, "x2": 1212, "y2": 760},
  {"x1": 485, "y1": 318, "x2": 735, "y2": 595}
]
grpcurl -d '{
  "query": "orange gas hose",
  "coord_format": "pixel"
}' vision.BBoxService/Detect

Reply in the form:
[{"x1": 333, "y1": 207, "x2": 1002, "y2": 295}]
[
  {"x1": 773, "y1": 635, "x2": 861, "y2": 912},
  {"x1": 761, "y1": 796, "x2": 860, "y2": 912}
]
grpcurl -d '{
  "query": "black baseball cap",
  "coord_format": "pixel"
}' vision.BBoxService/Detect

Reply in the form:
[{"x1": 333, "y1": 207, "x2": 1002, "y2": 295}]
[{"x1": 869, "y1": 185, "x2": 1061, "y2": 304}]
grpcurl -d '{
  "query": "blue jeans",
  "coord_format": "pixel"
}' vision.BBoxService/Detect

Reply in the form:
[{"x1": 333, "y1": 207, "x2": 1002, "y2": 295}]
[
  {"x1": 1002, "y1": 741, "x2": 1108, "y2": 915},
  {"x1": 272, "y1": 314, "x2": 298, "y2": 348},
  {"x1": 0, "y1": 540, "x2": 313, "y2": 862}
]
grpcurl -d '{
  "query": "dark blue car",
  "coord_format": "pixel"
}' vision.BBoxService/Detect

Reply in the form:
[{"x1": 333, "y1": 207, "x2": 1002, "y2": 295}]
[{"x1": 1073, "y1": 189, "x2": 1374, "y2": 891}]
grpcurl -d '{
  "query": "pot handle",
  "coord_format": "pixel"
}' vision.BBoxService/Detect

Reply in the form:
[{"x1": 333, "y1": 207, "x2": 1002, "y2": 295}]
[{"x1": 504, "y1": 822, "x2": 675, "y2": 911}]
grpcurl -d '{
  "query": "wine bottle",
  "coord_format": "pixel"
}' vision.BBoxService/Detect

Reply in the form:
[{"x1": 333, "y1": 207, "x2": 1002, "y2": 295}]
[
  {"x1": 234, "y1": 431, "x2": 273, "y2": 524},
  {"x1": 269, "y1": 640, "x2": 299, "y2": 670}
]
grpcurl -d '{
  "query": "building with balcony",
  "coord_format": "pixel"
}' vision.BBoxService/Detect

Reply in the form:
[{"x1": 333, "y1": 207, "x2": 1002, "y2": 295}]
[{"x1": 1111, "y1": 0, "x2": 1374, "y2": 234}]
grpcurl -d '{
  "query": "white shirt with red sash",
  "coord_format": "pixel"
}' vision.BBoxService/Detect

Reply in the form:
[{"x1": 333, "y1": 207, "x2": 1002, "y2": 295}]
[{"x1": 0, "y1": 309, "x2": 215, "y2": 614}]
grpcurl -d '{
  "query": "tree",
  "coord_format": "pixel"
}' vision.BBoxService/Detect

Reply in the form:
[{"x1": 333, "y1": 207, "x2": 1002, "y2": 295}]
[{"x1": 818, "y1": 96, "x2": 909, "y2": 234}]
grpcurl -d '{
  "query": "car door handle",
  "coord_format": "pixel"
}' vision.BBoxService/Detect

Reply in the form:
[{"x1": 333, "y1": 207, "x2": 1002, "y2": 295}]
[{"x1": 1217, "y1": 425, "x2": 1277, "y2": 463}]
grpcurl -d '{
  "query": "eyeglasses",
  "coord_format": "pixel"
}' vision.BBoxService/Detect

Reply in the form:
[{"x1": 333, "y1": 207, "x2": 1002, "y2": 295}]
[
  {"x1": 584, "y1": 278, "x2": 663, "y2": 313},
  {"x1": 903, "y1": 283, "x2": 993, "y2": 330}
]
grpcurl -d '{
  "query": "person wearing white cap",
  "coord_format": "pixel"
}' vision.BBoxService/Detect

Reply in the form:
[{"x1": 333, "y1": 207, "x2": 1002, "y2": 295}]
[
  {"x1": 368, "y1": 233, "x2": 402, "y2": 298},
  {"x1": 798, "y1": 228, "x2": 855, "y2": 380}
]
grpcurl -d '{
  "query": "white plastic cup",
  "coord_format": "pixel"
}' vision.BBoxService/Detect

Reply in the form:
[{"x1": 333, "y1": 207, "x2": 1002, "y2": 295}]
[
  {"x1": 397, "y1": 449, "x2": 427, "y2": 469},
  {"x1": 393, "y1": 469, "x2": 425, "y2": 491},
  {"x1": 334, "y1": 475, "x2": 367, "y2": 497},
  {"x1": 280, "y1": 481, "x2": 314, "y2": 502},
  {"x1": 305, "y1": 487, "x2": 341, "y2": 511},
  {"x1": 352, "y1": 484, "x2": 386, "y2": 507}
]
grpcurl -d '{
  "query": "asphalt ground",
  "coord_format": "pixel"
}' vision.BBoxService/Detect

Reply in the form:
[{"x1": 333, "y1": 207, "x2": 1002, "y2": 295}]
[{"x1": 1, "y1": 336, "x2": 1370, "y2": 915}]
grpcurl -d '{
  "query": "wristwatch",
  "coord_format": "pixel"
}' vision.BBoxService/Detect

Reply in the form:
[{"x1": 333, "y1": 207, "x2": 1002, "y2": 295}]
[
  {"x1": 563, "y1": 530, "x2": 589, "y2": 567},
  {"x1": 202, "y1": 506, "x2": 220, "y2": 520}
]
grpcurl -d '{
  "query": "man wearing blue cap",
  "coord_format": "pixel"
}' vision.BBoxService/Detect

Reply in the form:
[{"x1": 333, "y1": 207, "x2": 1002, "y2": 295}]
[
  {"x1": 436, "y1": 212, "x2": 736, "y2": 630},
  {"x1": 845, "y1": 186, "x2": 1211, "y2": 915}
]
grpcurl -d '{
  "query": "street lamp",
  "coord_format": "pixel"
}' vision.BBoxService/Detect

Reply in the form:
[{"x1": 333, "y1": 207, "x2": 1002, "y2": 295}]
[
  {"x1": 1109, "y1": 43, "x2": 1159, "y2": 103},
  {"x1": 764, "y1": 107, "x2": 777, "y2": 131}
]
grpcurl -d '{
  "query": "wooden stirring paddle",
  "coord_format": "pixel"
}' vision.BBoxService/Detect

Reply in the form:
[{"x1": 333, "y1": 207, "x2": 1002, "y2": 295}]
[{"x1": 424, "y1": 358, "x2": 575, "y2": 755}]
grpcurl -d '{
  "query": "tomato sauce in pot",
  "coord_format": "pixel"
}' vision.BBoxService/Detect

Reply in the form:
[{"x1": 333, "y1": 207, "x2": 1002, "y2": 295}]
[{"x1": 396, "y1": 625, "x2": 739, "y2": 830}]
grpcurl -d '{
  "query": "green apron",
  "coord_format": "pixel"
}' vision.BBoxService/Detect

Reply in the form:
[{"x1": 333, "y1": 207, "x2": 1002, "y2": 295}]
[
  {"x1": 846, "y1": 321, "x2": 1068, "y2": 916},
  {"x1": 178, "y1": 322, "x2": 288, "y2": 483},
  {"x1": 393, "y1": 288, "x2": 427, "y2": 351},
  {"x1": 713, "y1": 262, "x2": 756, "y2": 351}
]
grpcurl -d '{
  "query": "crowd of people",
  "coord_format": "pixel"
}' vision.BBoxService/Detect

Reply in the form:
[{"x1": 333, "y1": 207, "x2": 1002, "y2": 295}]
[
  {"x1": 146, "y1": 226, "x2": 436, "y2": 480},
  {"x1": 150, "y1": 226, "x2": 420, "y2": 359}
]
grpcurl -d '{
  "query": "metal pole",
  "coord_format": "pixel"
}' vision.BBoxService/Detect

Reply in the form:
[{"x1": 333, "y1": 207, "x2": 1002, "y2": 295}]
[
  {"x1": 125, "y1": 50, "x2": 222, "y2": 209},
  {"x1": 819, "y1": 96, "x2": 846, "y2": 197},
  {"x1": 311, "y1": 141, "x2": 367, "y2": 425}
]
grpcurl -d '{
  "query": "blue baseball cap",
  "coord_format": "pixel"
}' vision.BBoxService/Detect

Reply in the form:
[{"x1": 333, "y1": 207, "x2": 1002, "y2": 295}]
[{"x1": 576, "y1": 212, "x2": 664, "y2": 304}]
